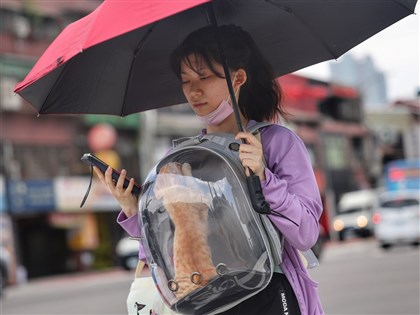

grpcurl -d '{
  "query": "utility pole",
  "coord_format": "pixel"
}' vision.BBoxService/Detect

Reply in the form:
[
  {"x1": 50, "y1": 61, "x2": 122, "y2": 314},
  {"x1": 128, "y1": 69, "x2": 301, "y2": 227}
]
[{"x1": 138, "y1": 110, "x2": 158, "y2": 182}]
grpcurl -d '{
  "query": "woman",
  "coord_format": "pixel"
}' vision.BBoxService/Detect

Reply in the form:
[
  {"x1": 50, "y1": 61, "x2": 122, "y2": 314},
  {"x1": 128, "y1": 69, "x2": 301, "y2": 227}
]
[{"x1": 95, "y1": 25, "x2": 324, "y2": 315}]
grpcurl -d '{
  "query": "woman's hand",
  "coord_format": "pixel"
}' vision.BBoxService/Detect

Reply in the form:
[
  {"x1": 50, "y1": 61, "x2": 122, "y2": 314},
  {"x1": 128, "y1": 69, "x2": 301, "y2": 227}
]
[
  {"x1": 93, "y1": 166, "x2": 138, "y2": 217},
  {"x1": 235, "y1": 132, "x2": 266, "y2": 181}
]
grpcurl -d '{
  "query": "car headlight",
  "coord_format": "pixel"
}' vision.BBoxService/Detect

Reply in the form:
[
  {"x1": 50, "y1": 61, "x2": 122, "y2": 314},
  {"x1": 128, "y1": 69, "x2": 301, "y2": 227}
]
[
  {"x1": 333, "y1": 219, "x2": 344, "y2": 231},
  {"x1": 357, "y1": 215, "x2": 368, "y2": 228}
]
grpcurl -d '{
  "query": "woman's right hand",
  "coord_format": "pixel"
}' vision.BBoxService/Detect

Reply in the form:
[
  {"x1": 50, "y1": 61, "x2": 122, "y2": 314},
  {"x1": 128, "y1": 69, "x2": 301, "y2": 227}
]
[{"x1": 93, "y1": 166, "x2": 138, "y2": 217}]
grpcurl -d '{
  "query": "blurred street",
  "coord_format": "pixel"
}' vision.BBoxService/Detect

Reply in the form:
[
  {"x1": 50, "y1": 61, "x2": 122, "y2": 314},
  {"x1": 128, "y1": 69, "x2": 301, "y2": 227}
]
[
  {"x1": 1, "y1": 268, "x2": 132, "y2": 315},
  {"x1": 1, "y1": 238, "x2": 419, "y2": 315},
  {"x1": 311, "y1": 239, "x2": 419, "y2": 315}
]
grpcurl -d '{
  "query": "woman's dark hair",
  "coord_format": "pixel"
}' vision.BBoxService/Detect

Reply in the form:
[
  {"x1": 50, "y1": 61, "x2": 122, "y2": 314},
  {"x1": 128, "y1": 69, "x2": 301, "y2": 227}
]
[{"x1": 170, "y1": 25, "x2": 287, "y2": 122}]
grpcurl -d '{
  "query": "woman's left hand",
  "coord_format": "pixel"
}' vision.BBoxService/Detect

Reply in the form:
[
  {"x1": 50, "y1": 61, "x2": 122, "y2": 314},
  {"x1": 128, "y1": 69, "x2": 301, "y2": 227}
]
[{"x1": 235, "y1": 132, "x2": 266, "y2": 181}]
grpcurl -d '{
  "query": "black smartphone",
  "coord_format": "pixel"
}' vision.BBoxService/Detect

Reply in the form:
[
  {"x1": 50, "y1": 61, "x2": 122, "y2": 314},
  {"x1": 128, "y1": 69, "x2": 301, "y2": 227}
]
[{"x1": 81, "y1": 153, "x2": 142, "y2": 196}]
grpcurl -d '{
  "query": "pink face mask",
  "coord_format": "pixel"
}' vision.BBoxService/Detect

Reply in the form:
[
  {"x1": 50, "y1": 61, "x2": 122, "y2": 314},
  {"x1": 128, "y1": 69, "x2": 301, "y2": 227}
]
[
  {"x1": 195, "y1": 98, "x2": 234, "y2": 125},
  {"x1": 196, "y1": 72, "x2": 239, "y2": 126}
]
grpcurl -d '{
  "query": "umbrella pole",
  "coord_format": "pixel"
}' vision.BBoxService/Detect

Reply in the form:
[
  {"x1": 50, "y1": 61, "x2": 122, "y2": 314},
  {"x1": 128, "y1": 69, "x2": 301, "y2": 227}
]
[
  {"x1": 206, "y1": 3, "x2": 271, "y2": 215},
  {"x1": 206, "y1": 3, "x2": 244, "y2": 133}
]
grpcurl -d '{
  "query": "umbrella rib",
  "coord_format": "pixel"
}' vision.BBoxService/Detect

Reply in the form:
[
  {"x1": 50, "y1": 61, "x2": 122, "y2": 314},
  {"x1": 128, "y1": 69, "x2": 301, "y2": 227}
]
[
  {"x1": 120, "y1": 24, "x2": 157, "y2": 116},
  {"x1": 267, "y1": 0, "x2": 339, "y2": 60}
]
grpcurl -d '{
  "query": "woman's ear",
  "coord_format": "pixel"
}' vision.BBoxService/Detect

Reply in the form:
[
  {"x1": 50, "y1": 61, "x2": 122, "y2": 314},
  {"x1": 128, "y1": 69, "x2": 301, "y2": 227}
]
[{"x1": 233, "y1": 68, "x2": 247, "y2": 88}]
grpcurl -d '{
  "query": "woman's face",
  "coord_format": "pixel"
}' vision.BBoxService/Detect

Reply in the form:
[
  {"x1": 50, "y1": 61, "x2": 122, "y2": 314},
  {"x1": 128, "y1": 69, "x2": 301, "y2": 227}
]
[{"x1": 180, "y1": 54, "x2": 230, "y2": 117}]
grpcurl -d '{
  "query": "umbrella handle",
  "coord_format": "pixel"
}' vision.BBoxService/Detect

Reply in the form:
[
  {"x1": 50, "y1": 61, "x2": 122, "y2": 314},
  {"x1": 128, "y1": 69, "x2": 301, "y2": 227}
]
[{"x1": 247, "y1": 173, "x2": 271, "y2": 215}]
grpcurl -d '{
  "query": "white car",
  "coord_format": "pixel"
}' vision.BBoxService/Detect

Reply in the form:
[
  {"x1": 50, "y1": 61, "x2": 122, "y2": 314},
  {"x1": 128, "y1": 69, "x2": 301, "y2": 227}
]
[
  {"x1": 332, "y1": 190, "x2": 378, "y2": 241},
  {"x1": 373, "y1": 190, "x2": 420, "y2": 249},
  {"x1": 116, "y1": 236, "x2": 140, "y2": 270}
]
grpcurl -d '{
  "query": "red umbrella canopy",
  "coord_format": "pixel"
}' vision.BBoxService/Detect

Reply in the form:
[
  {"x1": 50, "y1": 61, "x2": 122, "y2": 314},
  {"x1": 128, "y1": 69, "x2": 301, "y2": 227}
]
[
  {"x1": 15, "y1": 0, "x2": 210, "y2": 91},
  {"x1": 14, "y1": 0, "x2": 417, "y2": 116}
]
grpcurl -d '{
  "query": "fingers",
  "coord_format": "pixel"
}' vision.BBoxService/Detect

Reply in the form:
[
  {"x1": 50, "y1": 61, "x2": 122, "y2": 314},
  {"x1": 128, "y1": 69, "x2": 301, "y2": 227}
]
[
  {"x1": 235, "y1": 132, "x2": 263, "y2": 159},
  {"x1": 235, "y1": 132, "x2": 265, "y2": 180},
  {"x1": 103, "y1": 166, "x2": 134, "y2": 195},
  {"x1": 104, "y1": 166, "x2": 115, "y2": 187},
  {"x1": 93, "y1": 166, "x2": 105, "y2": 183},
  {"x1": 94, "y1": 166, "x2": 138, "y2": 217},
  {"x1": 235, "y1": 132, "x2": 260, "y2": 146},
  {"x1": 127, "y1": 177, "x2": 135, "y2": 193},
  {"x1": 116, "y1": 169, "x2": 127, "y2": 190},
  {"x1": 236, "y1": 133, "x2": 263, "y2": 161}
]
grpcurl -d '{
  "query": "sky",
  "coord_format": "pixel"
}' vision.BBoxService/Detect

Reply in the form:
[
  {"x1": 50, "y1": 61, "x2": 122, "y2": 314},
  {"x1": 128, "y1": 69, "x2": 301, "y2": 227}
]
[{"x1": 295, "y1": 5, "x2": 419, "y2": 102}]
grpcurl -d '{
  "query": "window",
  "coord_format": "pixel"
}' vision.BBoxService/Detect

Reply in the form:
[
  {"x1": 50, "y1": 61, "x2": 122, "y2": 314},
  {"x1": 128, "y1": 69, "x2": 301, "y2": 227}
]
[
  {"x1": 3, "y1": 144, "x2": 75, "y2": 180},
  {"x1": 381, "y1": 199, "x2": 419, "y2": 208},
  {"x1": 323, "y1": 134, "x2": 348, "y2": 170}
]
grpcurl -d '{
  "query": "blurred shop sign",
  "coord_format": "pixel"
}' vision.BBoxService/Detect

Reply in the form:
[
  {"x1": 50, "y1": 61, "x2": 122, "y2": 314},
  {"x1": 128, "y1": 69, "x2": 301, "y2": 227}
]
[
  {"x1": 6, "y1": 180, "x2": 55, "y2": 214},
  {"x1": 384, "y1": 159, "x2": 420, "y2": 191},
  {"x1": 84, "y1": 114, "x2": 140, "y2": 129},
  {"x1": 54, "y1": 177, "x2": 120, "y2": 212},
  {"x1": 0, "y1": 175, "x2": 6, "y2": 213}
]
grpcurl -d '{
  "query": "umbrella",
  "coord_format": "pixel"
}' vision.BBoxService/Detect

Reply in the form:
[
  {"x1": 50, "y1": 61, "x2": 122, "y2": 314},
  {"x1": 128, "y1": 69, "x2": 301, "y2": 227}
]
[{"x1": 14, "y1": 0, "x2": 417, "y2": 118}]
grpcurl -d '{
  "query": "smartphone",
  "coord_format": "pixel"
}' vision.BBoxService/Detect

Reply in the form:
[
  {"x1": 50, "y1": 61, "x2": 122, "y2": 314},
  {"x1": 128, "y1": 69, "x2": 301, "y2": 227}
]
[{"x1": 81, "y1": 153, "x2": 142, "y2": 196}]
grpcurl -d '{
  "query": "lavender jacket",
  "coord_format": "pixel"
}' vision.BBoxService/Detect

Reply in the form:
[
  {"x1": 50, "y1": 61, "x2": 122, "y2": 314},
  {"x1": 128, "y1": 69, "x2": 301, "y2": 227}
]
[{"x1": 118, "y1": 121, "x2": 324, "y2": 315}]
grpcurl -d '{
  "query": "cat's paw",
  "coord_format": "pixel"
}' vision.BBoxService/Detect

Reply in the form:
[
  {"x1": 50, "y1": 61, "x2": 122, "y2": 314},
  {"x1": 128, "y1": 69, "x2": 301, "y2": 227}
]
[
  {"x1": 160, "y1": 162, "x2": 182, "y2": 175},
  {"x1": 181, "y1": 163, "x2": 192, "y2": 176}
]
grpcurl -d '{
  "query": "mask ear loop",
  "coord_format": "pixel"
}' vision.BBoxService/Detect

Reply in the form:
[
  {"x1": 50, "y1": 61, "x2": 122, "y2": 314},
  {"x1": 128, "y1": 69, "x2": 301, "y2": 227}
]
[{"x1": 80, "y1": 165, "x2": 93, "y2": 208}]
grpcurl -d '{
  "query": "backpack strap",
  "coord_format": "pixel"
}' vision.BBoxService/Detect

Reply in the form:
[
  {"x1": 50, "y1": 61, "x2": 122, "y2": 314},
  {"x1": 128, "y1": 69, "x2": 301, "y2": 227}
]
[
  {"x1": 247, "y1": 122, "x2": 272, "y2": 167},
  {"x1": 172, "y1": 122, "x2": 272, "y2": 149},
  {"x1": 247, "y1": 122, "x2": 285, "y2": 266},
  {"x1": 248, "y1": 122, "x2": 319, "y2": 269},
  {"x1": 172, "y1": 136, "x2": 199, "y2": 148},
  {"x1": 246, "y1": 121, "x2": 273, "y2": 135}
]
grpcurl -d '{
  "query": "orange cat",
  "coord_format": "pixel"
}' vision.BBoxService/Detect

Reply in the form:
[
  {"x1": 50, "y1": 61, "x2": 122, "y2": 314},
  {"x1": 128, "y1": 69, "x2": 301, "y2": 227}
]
[{"x1": 155, "y1": 162, "x2": 217, "y2": 298}]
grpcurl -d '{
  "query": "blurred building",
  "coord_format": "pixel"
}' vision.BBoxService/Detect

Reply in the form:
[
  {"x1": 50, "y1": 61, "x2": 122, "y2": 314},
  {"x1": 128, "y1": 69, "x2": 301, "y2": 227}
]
[
  {"x1": 1, "y1": 0, "x2": 143, "y2": 279},
  {"x1": 365, "y1": 91, "x2": 420, "y2": 187},
  {"x1": 330, "y1": 54, "x2": 388, "y2": 109},
  {"x1": 391, "y1": 92, "x2": 420, "y2": 160},
  {"x1": 277, "y1": 74, "x2": 376, "y2": 238}
]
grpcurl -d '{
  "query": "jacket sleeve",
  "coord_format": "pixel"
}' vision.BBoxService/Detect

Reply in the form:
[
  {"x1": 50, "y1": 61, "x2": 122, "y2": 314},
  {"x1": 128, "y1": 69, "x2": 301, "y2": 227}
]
[
  {"x1": 117, "y1": 212, "x2": 146, "y2": 260},
  {"x1": 260, "y1": 125, "x2": 323, "y2": 251}
]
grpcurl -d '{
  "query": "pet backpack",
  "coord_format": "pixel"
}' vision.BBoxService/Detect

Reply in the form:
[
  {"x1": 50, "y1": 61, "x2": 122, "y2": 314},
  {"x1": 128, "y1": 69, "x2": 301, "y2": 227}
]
[{"x1": 138, "y1": 122, "x2": 283, "y2": 315}]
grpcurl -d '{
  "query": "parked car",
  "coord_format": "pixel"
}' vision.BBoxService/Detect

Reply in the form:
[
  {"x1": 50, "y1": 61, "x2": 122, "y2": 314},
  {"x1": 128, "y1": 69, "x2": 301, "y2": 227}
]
[
  {"x1": 373, "y1": 190, "x2": 420, "y2": 249},
  {"x1": 116, "y1": 236, "x2": 140, "y2": 270},
  {"x1": 332, "y1": 189, "x2": 378, "y2": 241}
]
